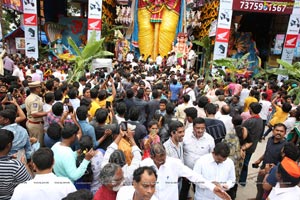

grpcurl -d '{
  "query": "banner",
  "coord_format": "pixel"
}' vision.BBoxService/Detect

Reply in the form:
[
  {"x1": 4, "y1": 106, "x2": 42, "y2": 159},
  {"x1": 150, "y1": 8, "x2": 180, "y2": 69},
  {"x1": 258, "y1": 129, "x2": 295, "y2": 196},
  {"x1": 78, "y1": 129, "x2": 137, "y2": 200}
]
[
  {"x1": 213, "y1": 0, "x2": 233, "y2": 60},
  {"x1": 232, "y1": 0, "x2": 295, "y2": 15},
  {"x1": 87, "y1": 0, "x2": 102, "y2": 41},
  {"x1": 278, "y1": 0, "x2": 300, "y2": 81},
  {"x1": 23, "y1": 0, "x2": 38, "y2": 59}
]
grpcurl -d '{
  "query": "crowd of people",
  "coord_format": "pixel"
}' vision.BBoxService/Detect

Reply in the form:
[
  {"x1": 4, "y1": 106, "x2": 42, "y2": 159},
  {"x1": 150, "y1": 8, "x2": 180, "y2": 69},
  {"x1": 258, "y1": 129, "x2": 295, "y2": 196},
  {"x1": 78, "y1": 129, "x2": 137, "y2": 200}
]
[{"x1": 0, "y1": 51, "x2": 299, "y2": 200}]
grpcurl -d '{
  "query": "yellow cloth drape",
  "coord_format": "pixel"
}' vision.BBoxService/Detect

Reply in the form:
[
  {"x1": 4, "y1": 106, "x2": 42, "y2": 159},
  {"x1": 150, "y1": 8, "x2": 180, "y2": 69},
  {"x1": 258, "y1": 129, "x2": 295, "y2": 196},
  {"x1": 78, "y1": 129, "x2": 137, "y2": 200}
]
[{"x1": 138, "y1": 8, "x2": 179, "y2": 58}]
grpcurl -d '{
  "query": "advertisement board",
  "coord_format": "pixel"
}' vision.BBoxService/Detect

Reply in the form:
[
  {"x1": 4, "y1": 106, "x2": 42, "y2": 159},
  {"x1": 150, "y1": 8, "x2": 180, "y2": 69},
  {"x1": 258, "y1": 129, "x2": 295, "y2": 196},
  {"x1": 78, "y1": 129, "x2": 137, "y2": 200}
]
[
  {"x1": 88, "y1": 0, "x2": 102, "y2": 41},
  {"x1": 232, "y1": 0, "x2": 295, "y2": 14},
  {"x1": 23, "y1": 0, "x2": 39, "y2": 59}
]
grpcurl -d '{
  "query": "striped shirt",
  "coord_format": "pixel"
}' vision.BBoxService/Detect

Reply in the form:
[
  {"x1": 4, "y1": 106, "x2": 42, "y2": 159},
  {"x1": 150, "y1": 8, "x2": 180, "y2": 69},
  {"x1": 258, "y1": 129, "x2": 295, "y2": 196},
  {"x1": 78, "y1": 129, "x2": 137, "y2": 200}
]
[
  {"x1": 204, "y1": 118, "x2": 227, "y2": 144},
  {"x1": 0, "y1": 156, "x2": 31, "y2": 200},
  {"x1": 163, "y1": 138, "x2": 184, "y2": 163}
]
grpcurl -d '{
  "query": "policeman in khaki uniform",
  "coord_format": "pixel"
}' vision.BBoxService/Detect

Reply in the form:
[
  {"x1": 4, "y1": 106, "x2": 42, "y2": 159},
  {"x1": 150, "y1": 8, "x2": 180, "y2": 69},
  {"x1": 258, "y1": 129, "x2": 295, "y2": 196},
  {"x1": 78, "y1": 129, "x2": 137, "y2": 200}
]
[{"x1": 25, "y1": 81, "x2": 48, "y2": 146}]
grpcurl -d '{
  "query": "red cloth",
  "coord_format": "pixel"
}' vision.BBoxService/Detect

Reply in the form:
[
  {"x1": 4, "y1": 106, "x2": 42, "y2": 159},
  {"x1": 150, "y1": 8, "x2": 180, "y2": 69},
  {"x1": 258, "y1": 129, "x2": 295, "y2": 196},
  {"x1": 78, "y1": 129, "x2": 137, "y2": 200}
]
[
  {"x1": 94, "y1": 186, "x2": 117, "y2": 200},
  {"x1": 266, "y1": 89, "x2": 273, "y2": 101}
]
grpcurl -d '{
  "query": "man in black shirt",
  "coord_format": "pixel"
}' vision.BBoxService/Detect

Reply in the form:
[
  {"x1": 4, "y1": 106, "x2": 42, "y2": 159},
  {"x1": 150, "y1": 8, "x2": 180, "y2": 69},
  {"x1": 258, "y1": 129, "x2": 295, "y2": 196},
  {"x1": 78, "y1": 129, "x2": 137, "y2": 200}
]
[{"x1": 239, "y1": 102, "x2": 264, "y2": 186}]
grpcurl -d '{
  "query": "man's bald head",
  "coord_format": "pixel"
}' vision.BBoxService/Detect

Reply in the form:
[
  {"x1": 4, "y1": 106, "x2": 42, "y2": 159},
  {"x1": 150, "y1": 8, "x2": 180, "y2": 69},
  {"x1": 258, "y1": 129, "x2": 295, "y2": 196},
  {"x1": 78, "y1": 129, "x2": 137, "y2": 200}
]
[{"x1": 221, "y1": 105, "x2": 231, "y2": 115}]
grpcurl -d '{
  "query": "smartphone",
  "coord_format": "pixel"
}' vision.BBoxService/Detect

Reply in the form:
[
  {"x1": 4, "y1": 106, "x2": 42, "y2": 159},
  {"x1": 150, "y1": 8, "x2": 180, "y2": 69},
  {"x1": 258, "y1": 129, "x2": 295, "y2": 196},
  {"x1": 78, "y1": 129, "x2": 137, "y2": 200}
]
[
  {"x1": 7, "y1": 92, "x2": 13, "y2": 101},
  {"x1": 252, "y1": 163, "x2": 259, "y2": 168},
  {"x1": 120, "y1": 121, "x2": 128, "y2": 131},
  {"x1": 106, "y1": 101, "x2": 111, "y2": 108},
  {"x1": 150, "y1": 129, "x2": 156, "y2": 135},
  {"x1": 64, "y1": 98, "x2": 70, "y2": 104}
]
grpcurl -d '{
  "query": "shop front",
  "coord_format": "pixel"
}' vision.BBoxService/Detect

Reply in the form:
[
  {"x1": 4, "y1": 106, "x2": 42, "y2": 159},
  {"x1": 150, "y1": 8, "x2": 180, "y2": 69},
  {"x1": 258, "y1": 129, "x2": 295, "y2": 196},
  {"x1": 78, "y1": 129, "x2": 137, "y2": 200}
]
[{"x1": 213, "y1": 0, "x2": 300, "y2": 72}]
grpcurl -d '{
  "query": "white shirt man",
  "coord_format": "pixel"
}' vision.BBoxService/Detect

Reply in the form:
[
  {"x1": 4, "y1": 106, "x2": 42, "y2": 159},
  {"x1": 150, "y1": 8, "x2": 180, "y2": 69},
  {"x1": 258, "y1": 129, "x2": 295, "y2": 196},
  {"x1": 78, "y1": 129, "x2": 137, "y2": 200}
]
[
  {"x1": 163, "y1": 121, "x2": 185, "y2": 163},
  {"x1": 239, "y1": 86, "x2": 250, "y2": 107},
  {"x1": 126, "y1": 52, "x2": 134, "y2": 62},
  {"x1": 217, "y1": 114, "x2": 233, "y2": 133},
  {"x1": 216, "y1": 105, "x2": 234, "y2": 133},
  {"x1": 259, "y1": 97, "x2": 271, "y2": 122},
  {"x1": 11, "y1": 173, "x2": 76, "y2": 200},
  {"x1": 182, "y1": 87, "x2": 196, "y2": 104},
  {"x1": 52, "y1": 70, "x2": 62, "y2": 82},
  {"x1": 140, "y1": 143, "x2": 231, "y2": 200},
  {"x1": 116, "y1": 166, "x2": 158, "y2": 200},
  {"x1": 117, "y1": 185, "x2": 158, "y2": 200},
  {"x1": 193, "y1": 143, "x2": 235, "y2": 200},
  {"x1": 183, "y1": 118, "x2": 215, "y2": 169},
  {"x1": 156, "y1": 54, "x2": 162, "y2": 66},
  {"x1": 140, "y1": 156, "x2": 215, "y2": 200},
  {"x1": 12, "y1": 65, "x2": 25, "y2": 81},
  {"x1": 267, "y1": 183, "x2": 300, "y2": 200},
  {"x1": 11, "y1": 148, "x2": 76, "y2": 200}
]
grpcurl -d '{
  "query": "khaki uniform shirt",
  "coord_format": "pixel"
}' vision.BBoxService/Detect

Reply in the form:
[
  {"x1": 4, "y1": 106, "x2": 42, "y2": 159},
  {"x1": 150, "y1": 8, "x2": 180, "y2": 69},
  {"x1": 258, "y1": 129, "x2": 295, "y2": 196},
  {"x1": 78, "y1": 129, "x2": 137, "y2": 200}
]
[{"x1": 25, "y1": 93, "x2": 44, "y2": 122}]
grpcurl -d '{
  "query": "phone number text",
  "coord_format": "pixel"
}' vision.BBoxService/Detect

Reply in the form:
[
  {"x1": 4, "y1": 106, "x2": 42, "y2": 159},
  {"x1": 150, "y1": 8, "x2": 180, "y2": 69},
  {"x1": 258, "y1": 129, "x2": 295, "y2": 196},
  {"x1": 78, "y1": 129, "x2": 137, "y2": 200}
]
[{"x1": 239, "y1": 1, "x2": 287, "y2": 12}]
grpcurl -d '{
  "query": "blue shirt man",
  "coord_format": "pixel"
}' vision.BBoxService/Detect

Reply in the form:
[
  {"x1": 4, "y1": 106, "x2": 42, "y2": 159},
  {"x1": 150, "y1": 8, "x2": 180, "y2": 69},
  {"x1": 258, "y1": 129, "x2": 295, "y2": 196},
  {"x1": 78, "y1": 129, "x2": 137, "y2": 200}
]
[{"x1": 170, "y1": 80, "x2": 182, "y2": 102}]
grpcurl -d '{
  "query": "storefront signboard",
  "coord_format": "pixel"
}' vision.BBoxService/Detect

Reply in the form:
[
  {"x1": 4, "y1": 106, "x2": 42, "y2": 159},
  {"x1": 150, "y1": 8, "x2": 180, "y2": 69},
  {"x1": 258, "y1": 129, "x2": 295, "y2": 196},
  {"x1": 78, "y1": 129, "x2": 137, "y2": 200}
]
[{"x1": 232, "y1": 0, "x2": 295, "y2": 14}]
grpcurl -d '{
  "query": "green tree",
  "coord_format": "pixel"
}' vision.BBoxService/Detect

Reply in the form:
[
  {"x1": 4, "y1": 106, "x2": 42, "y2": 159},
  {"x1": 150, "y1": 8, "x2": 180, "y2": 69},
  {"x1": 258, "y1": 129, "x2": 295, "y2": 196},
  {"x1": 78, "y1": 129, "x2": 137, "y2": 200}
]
[
  {"x1": 67, "y1": 31, "x2": 113, "y2": 83},
  {"x1": 266, "y1": 59, "x2": 300, "y2": 104},
  {"x1": 2, "y1": 9, "x2": 20, "y2": 35},
  {"x1": 193, "y1": 36, "x2": 212, "y2": 80},
  {"x1": 211, "y1": 53, "x2": 253, "y2": 82}
]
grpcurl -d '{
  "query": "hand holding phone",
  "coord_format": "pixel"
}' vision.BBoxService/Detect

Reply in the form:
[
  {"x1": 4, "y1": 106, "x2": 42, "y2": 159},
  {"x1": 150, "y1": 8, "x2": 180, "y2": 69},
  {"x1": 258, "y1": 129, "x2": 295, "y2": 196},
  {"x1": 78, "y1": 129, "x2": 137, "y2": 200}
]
[
  {"x1": 120, "y1": 121, "x2": 128, "y2": 132},
  {"x1": 7, "y1": 92, "x2": 13, "y2": 101},
  {"x1": 106, "y1": 101, "x2": 111, "y2": 108}
]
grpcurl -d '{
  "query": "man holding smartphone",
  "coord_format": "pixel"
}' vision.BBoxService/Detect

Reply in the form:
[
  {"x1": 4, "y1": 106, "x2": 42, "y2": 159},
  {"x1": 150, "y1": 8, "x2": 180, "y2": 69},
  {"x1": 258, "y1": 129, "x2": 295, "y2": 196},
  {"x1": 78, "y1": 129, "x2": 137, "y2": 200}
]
[
  {"x1": 98, "y1": 76, "x2": 116, "y2": 109},
  {"x1": 251, "y1": 123, "x2": 287, "y2": 200}
]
